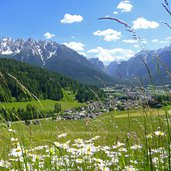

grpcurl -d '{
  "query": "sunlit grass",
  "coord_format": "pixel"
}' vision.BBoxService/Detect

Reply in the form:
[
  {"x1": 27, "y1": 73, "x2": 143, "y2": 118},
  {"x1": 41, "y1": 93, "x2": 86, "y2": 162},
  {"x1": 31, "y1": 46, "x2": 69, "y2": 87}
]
[
  {"x1": 0, "y1": 107, "x2": 170, "y2": 170},
  {"x1": 0, "y1": 99, "x2": 84, "y2": 112}
]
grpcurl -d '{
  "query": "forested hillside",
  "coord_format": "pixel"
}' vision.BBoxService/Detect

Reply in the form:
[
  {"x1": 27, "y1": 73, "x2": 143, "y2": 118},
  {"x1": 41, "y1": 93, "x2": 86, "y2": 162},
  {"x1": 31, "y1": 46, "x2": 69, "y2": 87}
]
[
  {"x1": 0, "y1": 58, "x2": 105, "y2": 102},
  {"x1": 0, "y1": 38, "x2": 114, "y2": 87}
]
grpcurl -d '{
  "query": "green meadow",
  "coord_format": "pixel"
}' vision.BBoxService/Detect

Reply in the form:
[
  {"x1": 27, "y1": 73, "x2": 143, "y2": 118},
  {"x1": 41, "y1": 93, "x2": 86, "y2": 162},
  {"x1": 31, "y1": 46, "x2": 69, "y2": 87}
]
[
  {"x1": 0, "y1": 90, "x2": 85, "y2": 112},
  {"x1": 0, "y1": 88, "x2": 170, "y2": 170},
  {"x1": 0, "y1": 106, "x2": 170, "y2": 170},
  {"x1": 0, "y1": 99, "x2": 84, "y2": 112}
]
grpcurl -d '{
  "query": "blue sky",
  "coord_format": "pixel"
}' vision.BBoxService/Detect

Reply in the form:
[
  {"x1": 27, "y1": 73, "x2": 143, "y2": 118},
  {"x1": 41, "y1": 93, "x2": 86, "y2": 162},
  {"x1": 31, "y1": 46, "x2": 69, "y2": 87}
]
[{"x1": 0, "y1": 0, "x2": 171, "y2": 64}]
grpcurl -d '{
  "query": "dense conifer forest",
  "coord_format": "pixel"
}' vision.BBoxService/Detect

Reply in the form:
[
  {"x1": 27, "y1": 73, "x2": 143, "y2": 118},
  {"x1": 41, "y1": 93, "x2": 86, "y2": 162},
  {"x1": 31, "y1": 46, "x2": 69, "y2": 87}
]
[{"x1": 0, "y1": 58, "x2": 105, "y2": 103}]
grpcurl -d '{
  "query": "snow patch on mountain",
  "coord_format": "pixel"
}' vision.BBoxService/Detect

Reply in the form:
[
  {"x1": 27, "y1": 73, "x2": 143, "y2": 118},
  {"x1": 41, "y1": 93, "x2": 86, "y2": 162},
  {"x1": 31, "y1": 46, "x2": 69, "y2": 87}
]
[{"x1": 0, "y1": 37, "x2": 59, "y2": 66}]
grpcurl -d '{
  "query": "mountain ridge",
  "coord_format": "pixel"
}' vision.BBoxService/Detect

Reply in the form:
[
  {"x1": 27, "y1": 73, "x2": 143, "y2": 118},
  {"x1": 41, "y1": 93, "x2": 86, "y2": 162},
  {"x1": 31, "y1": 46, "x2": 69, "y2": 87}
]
[
  {"x1": 105, "y1": 44, "x2": 171, "y2": 85},
  {"x1": 0, "y1": 37, "x2": 114, "y2": 87}
]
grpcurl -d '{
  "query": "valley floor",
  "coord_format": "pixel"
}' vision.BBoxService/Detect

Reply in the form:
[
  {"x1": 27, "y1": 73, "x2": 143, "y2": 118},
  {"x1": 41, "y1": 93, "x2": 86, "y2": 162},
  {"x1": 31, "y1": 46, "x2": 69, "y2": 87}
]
[{"x1": 0, "y1": 107, "x2": 170, "y2": 170}]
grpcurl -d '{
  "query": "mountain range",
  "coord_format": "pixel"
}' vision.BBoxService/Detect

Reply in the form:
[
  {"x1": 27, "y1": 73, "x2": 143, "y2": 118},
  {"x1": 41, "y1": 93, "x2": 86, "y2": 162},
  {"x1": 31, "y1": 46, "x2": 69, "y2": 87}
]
[
  {"x1": 0, "y1": 38, "x2": 114, "y2": 87},
  {"x1": 0, "y1": 37, "x2": 170, "y2": 87},
  {"x1": 90, "y1": 45, "x2": 171, "y2": 86}
]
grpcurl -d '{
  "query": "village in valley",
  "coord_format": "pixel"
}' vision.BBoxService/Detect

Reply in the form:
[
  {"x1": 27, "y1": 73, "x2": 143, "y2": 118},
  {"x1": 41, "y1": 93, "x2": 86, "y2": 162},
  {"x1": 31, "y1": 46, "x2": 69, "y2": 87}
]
[{"x1": 56, "y1": 85, "x2": 170, "y2": 120}]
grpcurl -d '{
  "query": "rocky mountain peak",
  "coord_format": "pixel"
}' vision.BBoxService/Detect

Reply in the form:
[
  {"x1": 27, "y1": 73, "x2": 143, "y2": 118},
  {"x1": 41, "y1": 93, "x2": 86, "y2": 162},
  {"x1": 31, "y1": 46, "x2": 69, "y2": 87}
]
[
  {"x1": 0, "y1": 37, "x2": 114, "y2": 87},
  {"x1": 0, "y1": 37, "x2": 60, "y2": 63}
]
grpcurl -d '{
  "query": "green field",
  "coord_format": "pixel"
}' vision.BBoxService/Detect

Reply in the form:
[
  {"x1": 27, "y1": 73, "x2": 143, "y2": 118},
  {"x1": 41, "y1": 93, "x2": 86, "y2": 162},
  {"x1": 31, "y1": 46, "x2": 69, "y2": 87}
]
[
  {"x1": 0, "y1": 108, "x2": 165, "y2": 148},
  {"x1": 0, "y1": 90, "x2": 85, "y2": 112},
  {"x1": 0, "y1": 106, "x2": 170, "y2": 170},
  {"x1": 0, "y1": 89, "x2": 170, "y2": 170},
  {"x1": 0, "y1": 99, "x2": 84, "y2": 112}
]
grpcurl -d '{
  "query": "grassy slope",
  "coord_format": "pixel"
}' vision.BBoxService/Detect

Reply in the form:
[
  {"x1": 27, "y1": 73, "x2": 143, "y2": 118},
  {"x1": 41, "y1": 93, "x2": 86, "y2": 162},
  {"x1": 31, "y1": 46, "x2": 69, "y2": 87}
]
[
  {"x1": 0, "y1": 107, "x2": 167, "y2": 158},
  {"x1": 0, "y1": 90, "x2": 85, "y2": 112}
]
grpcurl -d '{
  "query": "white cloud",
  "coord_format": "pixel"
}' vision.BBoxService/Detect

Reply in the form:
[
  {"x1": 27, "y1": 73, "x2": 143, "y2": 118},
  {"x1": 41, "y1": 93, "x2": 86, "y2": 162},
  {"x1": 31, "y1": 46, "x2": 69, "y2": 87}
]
[
  {"x1": 117, "y1": 0, "x2": 133, "y2": 13},
  {"x1": 141, "y1": 40, "x2": 147, "y2": 44},
  {"x1": 123, "y1": 39, "x2": 138, "y2": 44},
  {"x1": 88, "y1": 49, "x2": 99, "y2": 53},
  {"x1": 132, "y1": 17, "x2": 159, "y2": 30},
  {"x1": 165, "y1": 36, "x2": 171, "y2": 40},
  {"x1": 78, "y1": 52, "x2": 87, "y2": 56},
  {"x1": 64, "y1": 41, "x2": 87, "y2": 56},
  {"x1": 113, "y1": 11, "x2": 119, "y2": 15},
  {"x1": 123, "y1": 39, "x2": 147, "y2": 44},
  {"x1": 152, "y1": 39, "x2": 169, "y2": 44},
  {"x1": 133, "y1": 44, "x2": 141, "y2": 48},
  {"x1": 152, "y1": 39, "x2": 159, "y2": 43},
  {"x1": 93, "y1": 29, "x2": 121, "y2": 42},
  {"x1": 61, "y1": 14, "x2": 83, "y2": 24},
  {"x1": 63, "y1": 41, "x2": 85, "y2": 51},
  {"x1": 44, "y1": 32, "x2": 55, "y2": 39},
  {"x1": 88, "y1": 47, "x2": 134, "y2": 64},
  {"x1": 160, "y1": 40, "x2": 169, "y2": 44}
]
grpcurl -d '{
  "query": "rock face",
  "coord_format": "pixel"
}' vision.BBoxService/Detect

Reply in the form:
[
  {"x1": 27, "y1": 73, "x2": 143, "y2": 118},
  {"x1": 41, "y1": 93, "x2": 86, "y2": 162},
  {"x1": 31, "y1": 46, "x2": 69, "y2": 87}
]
[
  {"x1": 0, "y1": 38, "x2": 114, "y2": 87},
  {"x1": 89, "y1": 58, "x2": 105, "y2": 72}
]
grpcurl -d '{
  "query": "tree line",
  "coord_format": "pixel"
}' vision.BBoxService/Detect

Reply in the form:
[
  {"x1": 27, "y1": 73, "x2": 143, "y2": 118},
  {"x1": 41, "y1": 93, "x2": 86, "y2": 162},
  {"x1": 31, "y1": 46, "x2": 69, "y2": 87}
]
[
  {"x1": 0, "y1": 103, "x2": 62, "y2": 121},
  {"x1": 0, "y1": 58, "x2": 106, "y2": 103}
]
